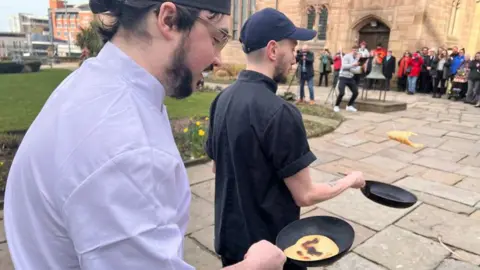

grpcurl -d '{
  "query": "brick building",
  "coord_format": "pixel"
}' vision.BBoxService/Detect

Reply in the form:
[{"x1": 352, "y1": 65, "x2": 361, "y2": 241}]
[
  {"x1": 49, "y1": 0, "x2": 94, "y2": 43},
  {"x1": 222, "y1": 0, "x2": 480, "y2": 64}
]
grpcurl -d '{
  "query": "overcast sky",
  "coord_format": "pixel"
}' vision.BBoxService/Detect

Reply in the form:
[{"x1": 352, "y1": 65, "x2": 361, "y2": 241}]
[{"x1": 0, "y1": 0, "x2": 85, "y2": 32}]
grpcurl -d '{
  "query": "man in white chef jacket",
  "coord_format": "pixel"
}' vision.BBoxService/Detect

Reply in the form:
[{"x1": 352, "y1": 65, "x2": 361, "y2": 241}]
[{"x1": 3, "y1": 0, "x2": 286, "y2": 269}]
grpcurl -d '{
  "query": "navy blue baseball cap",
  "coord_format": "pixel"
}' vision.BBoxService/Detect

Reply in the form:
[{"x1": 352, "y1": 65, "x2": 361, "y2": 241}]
[{"x1": 240, "y1": 8, "x2": 317, "y2": 53}]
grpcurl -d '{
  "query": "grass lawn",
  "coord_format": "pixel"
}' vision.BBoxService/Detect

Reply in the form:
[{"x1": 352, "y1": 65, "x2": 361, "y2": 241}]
[{"x1": 0, "y1": 69, "x2": 219, "y2": 132}]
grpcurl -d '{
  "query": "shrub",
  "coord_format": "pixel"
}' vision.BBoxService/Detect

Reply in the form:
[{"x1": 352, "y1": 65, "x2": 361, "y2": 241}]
[
  {"x1": 0, "y1": 133, "x2": 23, "y2": 195},
  {"x1": 173, "y1": 118, "x2": 209, "y2": 161},
  {"x1": 0, "y1": 62, "x2": 24, "y2": 74},
  {"x1": 215, "y1": 69, "x2": 229, "y2": 78},
  {"x1": 216, "y1": 63, "x2": 246, "y2": 77},
  {"x1": 279, "y1": 91, "x2": 297, "y2": 102},
  {"x1": 25, "y1": 61, "x2": 42, "y2": 72}
]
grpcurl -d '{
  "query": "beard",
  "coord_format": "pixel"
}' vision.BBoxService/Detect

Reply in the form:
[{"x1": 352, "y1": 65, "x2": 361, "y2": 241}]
[
  {"x1": 272, "y1": 54, "x2": 288, "y2": 84},
  {"x1": 164, "y1": 35, "x2": 194, "y2": 99}
]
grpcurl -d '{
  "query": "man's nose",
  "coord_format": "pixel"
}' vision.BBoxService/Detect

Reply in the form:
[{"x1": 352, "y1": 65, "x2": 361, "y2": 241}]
[{"x1": 212, "y1": 54, "x2": 222, "y2": 67}]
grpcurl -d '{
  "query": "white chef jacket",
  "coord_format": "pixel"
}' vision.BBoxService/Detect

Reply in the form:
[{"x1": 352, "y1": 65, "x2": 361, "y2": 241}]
[{"x1": 4, "y1": 42, "x2": 193, "y2": 270}]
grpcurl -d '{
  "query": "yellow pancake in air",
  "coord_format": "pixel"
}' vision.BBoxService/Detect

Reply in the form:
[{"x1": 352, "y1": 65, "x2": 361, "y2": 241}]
[
  {"x1": 284, "y1": 235, "x2": 339, "y2": 261},
  {"x1": 387, "y1": 130, "x2": 424, "y2": 148}
]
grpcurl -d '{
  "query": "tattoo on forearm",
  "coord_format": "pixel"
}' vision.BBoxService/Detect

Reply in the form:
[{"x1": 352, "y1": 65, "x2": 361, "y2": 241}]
[{"x1": 327, "y1": 180, "x2": 338, "y2": 187}]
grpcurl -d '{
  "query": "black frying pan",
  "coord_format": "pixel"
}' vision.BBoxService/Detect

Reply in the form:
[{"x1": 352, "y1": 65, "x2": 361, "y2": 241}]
[
  {"x1": 276, "y1": 216, "x2": 354, "y2": 267},
  {"x1": 335, "y1": 173, "x2": 417, "y2": 208},
  {"x1": 361, "y1": 180, "x2": 417, "y2": 208}
]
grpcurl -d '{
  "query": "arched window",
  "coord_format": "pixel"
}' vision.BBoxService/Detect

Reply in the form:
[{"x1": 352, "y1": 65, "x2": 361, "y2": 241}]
[
  {"x1": 306, "y1": 6, "x2": 316, "y2": 30},
  {"x1": 317, "y1": 6, "x2": 328, "y2": 40}
]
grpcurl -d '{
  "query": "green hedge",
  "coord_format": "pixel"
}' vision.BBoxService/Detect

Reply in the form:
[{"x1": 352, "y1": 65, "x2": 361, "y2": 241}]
[
  {"x1": 0, "y1": 61, "x2": 42, "y2": 74},
  {"x1": 0, "y1": 62, "x2": 25, "y2": 74},
  {"x1": 25, "y1": 61, "x2": 42, "y2": 72}
]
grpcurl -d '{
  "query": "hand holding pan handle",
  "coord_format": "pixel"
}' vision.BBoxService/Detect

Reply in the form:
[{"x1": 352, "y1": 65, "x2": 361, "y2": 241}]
[{"x1": 336, "y1": 172, "x2": 366, "y2": 189}]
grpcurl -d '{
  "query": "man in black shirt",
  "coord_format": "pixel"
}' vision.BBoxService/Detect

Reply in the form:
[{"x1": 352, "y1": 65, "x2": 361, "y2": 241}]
[{"x1": 205, "y1": 8, "x2": 365, "y2": 270}]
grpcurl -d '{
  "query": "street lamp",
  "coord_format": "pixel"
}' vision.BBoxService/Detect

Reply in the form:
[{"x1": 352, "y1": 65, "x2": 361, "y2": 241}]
[{"x1": 64, "y1": 0, "x2": 71, "y2": 56}]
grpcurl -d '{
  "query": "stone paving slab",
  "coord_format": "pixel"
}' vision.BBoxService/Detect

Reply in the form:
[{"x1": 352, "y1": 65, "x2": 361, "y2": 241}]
[
  {"x1": 360, "y1": 155, "x2": 408, "y2": 172},
  {"x1": 471, "y1": 211, "x2": 480, "y2": 220},
  {"x1": 413, "y1": 126, "x2": 449, "y2": 137},
  {"x1": 411, "y1": 156, "x2": 463, "y2": 173},
  {"x1": 309, "y1": 149, "x2": 342, "y2": 167},
  {"x1": 395, "y1": 177, "x2": 480, "y2": 206},
  {"x1": 376, "y1": 147, "x2": 420, "y2": 163},
  {"x1": 438, "y1": 139, "x2": 480, "y2": 157},
  {"x1": 452, "y1": 250, "x2": 480, "y2": 266},
  {"x1": 455, "y1": 178, "x2": 480, "y2": 193},
  {"x1": 410, "y1": 190, "x2": 476, "y2": 215},
  {"x1": 459, "y1": 155, "x2": 480, "y2": 167},
  {"x1": 351, "y1": 131, "x2": 388, "y2": 143},
  {"x1": 190, "y1": 225, "x2": 215, "y2": 255},
  {"x1": 308, "y1": 139, "x2": 372, "y2": 160},
  {"x1": 323, "y1": 253, "x2": 388, "y2": 270},
  {"x1": 186, "y1": 164, "x2": 215, "y2": 185},
  {"x1": 316, "y1": 158, "x2": 406, "y2": 184},
  {"x1": 353, "y1": 141, "x2": 398, "y2": 154},
  {"x1": 0, "y1": 243, "x2": 12, "y2": 270},
  {"x1": 316, "y1": 189, "x2": 420, "y2": 231},
  {"x1": 398, "y1": 164, "x2": 429, "y2": 176},
  {"x1": 446, "y1": 131, "x2": 480, "y2": 141},
  {"x1": 393, "y1": 117, "x2": 430, "y2": 127},
  {"x1": 191, "y1": 180, "x2": 215, "y2": 203},
  {"x1": 184, "y1": 237, "x2": 221, "y2": 270},
  {"x1": 420, "y1": 169, "x2": 465, "y2": 185},
  {"x1": 396, "y1": 204, "x2": 480, "y2": 255},
  {"x1": 456, "y1": 166, "x2": 480, "y2": 179},
  {"x1": 416, "y1": 147, "x2": 467, "y2": 162},
  {"x1": 331, "y1": 134, "x2": 369, "y2": 147},
  {"x1": 0, "y1": 221, "x2": 4, "y2": 244},
  {"x1": 436, "y1": 259, "x2": 480, "y2": 270},
  {"x1": 187, "y1": 195, "x2": 214, "y2": 235},
  {"x1": 443, "y1": 135, "x2": 479, "y2": 144},
  {"x1": 301, "y1": 208, "x2": 376, "y2": 249},
  {"x1": 355, "y1": 225, "x2": 449, "y2": 270}
]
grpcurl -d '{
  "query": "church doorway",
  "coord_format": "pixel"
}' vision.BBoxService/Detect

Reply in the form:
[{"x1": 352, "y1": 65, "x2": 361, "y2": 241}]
[{"x1": 358, "y1": 20, "x2": 390, "y2": 51}]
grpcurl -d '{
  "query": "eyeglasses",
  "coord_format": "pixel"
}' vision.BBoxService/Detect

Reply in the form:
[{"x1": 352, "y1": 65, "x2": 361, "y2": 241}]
[
  {"x1": 153, "y1": 5, "x2": 231, "y2": 51},
  {"x1": 196, "y1": 17, "x2": 231, "y2": 51}
]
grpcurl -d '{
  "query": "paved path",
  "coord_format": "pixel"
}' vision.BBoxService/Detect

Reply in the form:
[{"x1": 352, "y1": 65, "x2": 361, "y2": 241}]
[{"x1": 1, "y1": 87, "x2": 480, "y2": 269}]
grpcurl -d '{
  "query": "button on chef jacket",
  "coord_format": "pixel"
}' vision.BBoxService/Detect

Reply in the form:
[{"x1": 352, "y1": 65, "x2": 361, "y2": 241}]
[
  {"x1": 3, "y1": 42, "x2": 193, "y2": 269},
  {"x1": 205, "y1": 70, "x2": 317, "y2": 263}
]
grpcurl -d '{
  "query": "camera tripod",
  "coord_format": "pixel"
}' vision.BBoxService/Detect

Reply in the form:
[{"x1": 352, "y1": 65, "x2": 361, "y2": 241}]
[{"x1": 324, "y1": 74, "x2": 339, "y2": 107}]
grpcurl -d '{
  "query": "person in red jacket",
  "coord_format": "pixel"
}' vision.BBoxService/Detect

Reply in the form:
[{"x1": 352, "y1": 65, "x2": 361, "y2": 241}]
[
  {"x1": 332, "y1": 51, "x2": 343, "y2": 87},
  {"x1": 406, "y1": 52, "x2": 424, "y2": 94}
]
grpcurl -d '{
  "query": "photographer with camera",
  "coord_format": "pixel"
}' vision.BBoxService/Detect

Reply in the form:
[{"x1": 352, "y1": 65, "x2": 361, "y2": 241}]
[{"x1": 296, "y1": 44, "x2": 315, "y2": 104}]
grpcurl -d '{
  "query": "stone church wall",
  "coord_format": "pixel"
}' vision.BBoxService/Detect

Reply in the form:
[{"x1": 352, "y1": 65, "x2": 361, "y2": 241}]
[{"x1": 221, "y1": 0, "x2": 480, "y2": 65}]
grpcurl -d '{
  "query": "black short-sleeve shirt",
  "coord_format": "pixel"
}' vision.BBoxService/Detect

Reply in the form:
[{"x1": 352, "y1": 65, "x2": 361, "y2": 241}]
[{"x1": 205, "y1": 70, "x2": 316, "y2": 262}]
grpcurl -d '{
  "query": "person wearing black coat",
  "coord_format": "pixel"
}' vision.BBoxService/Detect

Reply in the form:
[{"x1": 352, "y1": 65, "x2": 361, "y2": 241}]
[
  {"x1": 466, "y1": 52, "x2": 480, "y2": 106},
  {"x1": 382, "y1": 50, "x2": 396, "y2": 90},
  {"x1": 295, "y1": 44, "x2": 315, "y2": 103}
]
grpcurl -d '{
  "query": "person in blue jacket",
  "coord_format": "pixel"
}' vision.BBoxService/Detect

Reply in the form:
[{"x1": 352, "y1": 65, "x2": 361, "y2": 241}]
[{"x1": 450, "y1": 47, "x2": 465, "y2": 80}]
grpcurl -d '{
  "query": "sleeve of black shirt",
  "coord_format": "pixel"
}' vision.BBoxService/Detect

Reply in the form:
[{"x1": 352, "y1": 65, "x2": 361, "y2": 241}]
[
  {"x1": 261, "y1": 104, "x2": 317, "y2": 179},
  {"x1": 205, "y1": 94, "x2": 219, "y2": 160}
]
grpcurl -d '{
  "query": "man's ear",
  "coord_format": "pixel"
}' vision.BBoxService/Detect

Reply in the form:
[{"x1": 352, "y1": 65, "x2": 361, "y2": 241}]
[
  {"x1": 265, "y1": 40, "x2": 278, "y2": 61},
  {"x1": 155, "y1": 2, "x2": 178, "y2": 40}
]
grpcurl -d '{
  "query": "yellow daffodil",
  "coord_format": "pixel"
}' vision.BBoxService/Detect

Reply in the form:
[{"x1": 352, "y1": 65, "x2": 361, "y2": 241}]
[
  {"x1": 198, "y1": 129, "x2": 205, "y2": 136},
  {"x1": 196, "y1": 121, "x2": 201, "y2": 126},
  {"x1": 183, "y1": 128, "x2": 188, "y2": 133},
  {"x1": 205, "y1": 117, "x2": 209, "y2": 121}
]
